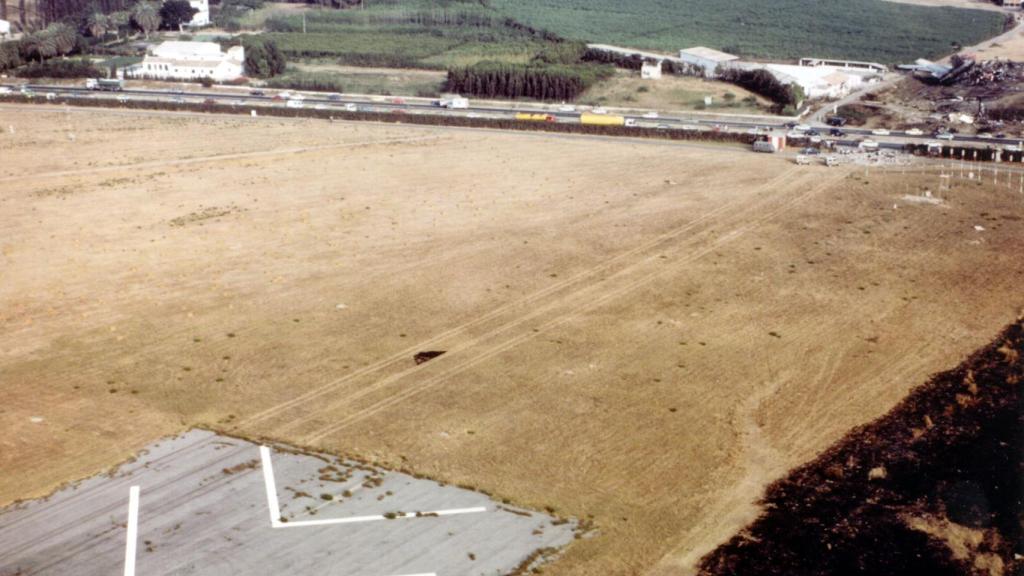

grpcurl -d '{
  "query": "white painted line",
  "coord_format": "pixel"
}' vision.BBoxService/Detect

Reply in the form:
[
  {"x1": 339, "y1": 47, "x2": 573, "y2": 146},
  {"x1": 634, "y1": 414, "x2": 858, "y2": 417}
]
[
  {"x1": 123, "y1": 486, "x2": 140, "y2": 576},
  {"x1": 259, "y1": 446, "x2": 283, "y2": 527},
  {"x1": 276, "y1": 506, "x2": 488, "y2": 529}
]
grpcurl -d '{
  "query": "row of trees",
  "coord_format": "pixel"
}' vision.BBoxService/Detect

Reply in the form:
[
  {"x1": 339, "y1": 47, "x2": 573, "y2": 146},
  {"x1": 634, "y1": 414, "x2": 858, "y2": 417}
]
[
  {"x1": 719, "y1": 68, "x2": 804, "y2": 110},
  {"x1": 445, "y1": 61, "x2": 613, "y2": 102}
]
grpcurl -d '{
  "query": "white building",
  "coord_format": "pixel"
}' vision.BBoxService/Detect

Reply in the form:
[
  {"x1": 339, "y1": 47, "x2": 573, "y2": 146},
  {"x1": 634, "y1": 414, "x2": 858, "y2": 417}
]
[
  {"x1": 186, "y1": 0, "x2": 210, "y2": 27},
  {"x1": 0, "y1": 19, "x2": 11, "y2": 38},
  {"x1": 678, "y1": 46, "x2": 739, "y2": 78},
  {"x1": 640, "y1": 60, "x2": 662, "y2": 80},
  {"x1": 128, "y1": 41, "x2": 244, "y2": 82},
  {"x1": 764, "y1": 64, "x2": 864, "y2": 100}
]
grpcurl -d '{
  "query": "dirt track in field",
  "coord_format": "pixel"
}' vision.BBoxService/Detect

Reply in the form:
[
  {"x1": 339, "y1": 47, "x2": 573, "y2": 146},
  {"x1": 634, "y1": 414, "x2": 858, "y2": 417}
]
[{"x1": 1, "y1": 105, "x2": 1022, "y2": 575}]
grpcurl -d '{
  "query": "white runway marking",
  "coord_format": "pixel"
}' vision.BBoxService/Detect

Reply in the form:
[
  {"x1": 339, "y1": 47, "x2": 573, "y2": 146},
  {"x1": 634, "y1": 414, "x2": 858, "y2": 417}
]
[
  {"x1": 276, "y1": 507, "x2": 489, "y2": 528},
  {"x1": 259, "y1": 446, "x2": 283, "y2": 526},
  {"x1": 259, "y1": 446, "x2": 486, "y2": 528},
  {"x1": 124, "y1": 486, "x2": 140, "y2": 576}
]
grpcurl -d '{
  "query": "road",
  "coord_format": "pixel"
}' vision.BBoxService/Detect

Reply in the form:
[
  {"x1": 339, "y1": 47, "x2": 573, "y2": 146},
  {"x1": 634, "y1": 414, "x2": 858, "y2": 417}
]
[{"x1": 3, "y1": 82, "x2": 1022, "y2": 152}]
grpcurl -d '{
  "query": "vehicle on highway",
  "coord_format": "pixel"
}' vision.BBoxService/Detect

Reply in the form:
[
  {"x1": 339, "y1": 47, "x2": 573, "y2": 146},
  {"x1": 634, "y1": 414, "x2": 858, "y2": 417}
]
[
  {"x1": 437, "y1": 94, "x2": 469, "y2": 109},
  {"x1": 657, "y1": 124, "x2": 670, "y2": 130},
  {"x1": 391, "y1": 97, "x2": 406, "y2": 105},
  {"x1": 1005, "y1": 144, "x2": 1021, "y2": 152},
  {"x1": 827, "y1": 116, "x2": 847, "y2": 127},
  {"x1": 806, "y1": 129, "x2": 820, "y2": 136},
  {"x1": 357, "y1": 105, "x2": 373, "y2": 112},
  {"x1": 515, "y1": 112, "x2": 556, "y2": 122},
  {"x1": 829, "y1": 128, "x2": 846, "y2": 137},
  {"x1": 581, "y1": 112, "x2": 624, "y2": 126},
  {"x1": 794, "y1": 124, "x2": 811, "y2": 132},
  {"x1": 250, "y1": 89, "x2": 266, "y2": 96},
  {"x1": 642, "y1": 111, "x2": 659, "y2": 119},
  {"x1": 905, "y1": 128, "x2": 923, "y2": 136},
  {"x1": 858, "y1": 139, "x2": 880, "y2": 150},
  {"x1": 937, "y1": 133, "x2": 955, "y2": 141},
  {"x1": 625, "y1": 118, "x2": 638, "y2": 127},
  {"x1": 977, "y1": 132, "x2": 993, "y2": 139},
  {"x1": 995, "y1": 133, "x2": 1007, "y2": 139},
  {"x1": 0, "y1": 86, "x2": 11, "y2": 95},
  {"x1": 785, "y1": 121, "x2": 798, "y2": 129},
  {"x1": 592, "y1": 107, "x2": 608, "y2": 115},
  {"x1": 558, "y1": 104, "x2": 575, "y2": 112},
  {"x1": 85, "y1": 78, "x2": 124, "y2": 91},
  {"x1": 286, "y1": 98, "x2": 304, "y2": 109},
  {"x1": 344, "y1": 103, "x2": 357, "y2": 112},
  {"x1": 45, "y1": 92, "x2": 56, "y2": 100},
  {"x1": 327, "y1": 93, "x2": 343, "y2": 101},
  {"x1": 871, "y1": 128, "x2": 890, "y2": 136},
  {"x1": 204, "y1": 98, "x2": 217, "y2": 105},
  {"x1": 681, "y1": 125, "x2": 699, "y2": 131},
  {"x1": 172, "y1": 97, "x2": 185, "y2": 104}
]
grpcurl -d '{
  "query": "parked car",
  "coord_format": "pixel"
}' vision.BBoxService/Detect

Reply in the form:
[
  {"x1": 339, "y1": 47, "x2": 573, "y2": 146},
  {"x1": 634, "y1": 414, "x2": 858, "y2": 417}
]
[
  {"x1": 829, "y1": 128, "x2": 845, "y2": 137},
  {"x1": 801, "y1": 147, "x2": 820, "y2": 155},
  {"x1": 826, "y1": 116, "x2": 847, "y2": 127}
]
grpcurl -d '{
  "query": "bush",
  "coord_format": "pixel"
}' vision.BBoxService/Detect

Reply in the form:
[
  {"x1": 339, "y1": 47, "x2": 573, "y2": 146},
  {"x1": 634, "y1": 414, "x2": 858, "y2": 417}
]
[
  {"x1": 719, "y1": 68, "x2": 800, "y2": 108},
  {"x1": 266, "y1": 72, "x2": 344, "y2": 92},
  {"x1": 16, "y1": 58, "x2": 102, "y2": 78},
  {"x1": 244, "y1": 38, "x2": 287, "y2": 78}
]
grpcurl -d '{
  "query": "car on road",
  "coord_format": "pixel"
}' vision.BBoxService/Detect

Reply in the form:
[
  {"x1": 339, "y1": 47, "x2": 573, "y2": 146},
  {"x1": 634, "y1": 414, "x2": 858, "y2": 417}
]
[
  {"x1": 344, "y1": 103, "x2": 357, "y2": 112},
  {"x1": 249, "y1": 89, "x2": 265, "y2": 96},
  {"x1": 328, "y1": 94, "x2": 343, "y2": 101},
  {"x1": 995, "y1": 133, "x2": 1007, "y2": 139},
  {"x1": 785, "y1": 121, "x2": 798, "y2": 129},
  {"x1": 592, "y1": 107, "x2": 608, "y2": 114},
  {"x1": 829, "y1": 128, "x2": 846, "y2": 137},
  {"x1": 904, "y1": 128, "x2": 924, "y2": 136},
  {"x1": 806, "y1": 129, "x2": 820, "y2": 136},
  {"x1": 936, "y1": 133, "x2": 955, "y2": 141},
  {"x1": 977, "y1": 132, "x2": 993, "y2": 139},
  {"x1": 203, "y1": 98, "x2": 217, "y2": 105},
  {"x1": 826, "y1": 116, "x2": 847, "y2": 127},
  {"x1": 642, "y1": 111, "x2": 659, "y2": 119},
  {"x1": 391, "y1": 97, "x2": 406, "y2": 105},
  {"x1": 558, "y1": 104, "x2": 575, "y2": 112},
  {"x1": 0, "y1": 86, "x2": 11, "y2": 95},
  {"x1": 357, "y1": 105, "x2": 373, "y2": 112},
  {"x1": 45, "y1": 92, "x2": 56, "y2": 100},
  {"x1": 656, "y1": 124, "x2": 671, "y2": 130},
  {"x1": 794, "y1": 124, "x2": 811, "y2": 132},
  {"x1": 871, "y1": 128, "x2": 891, "y2": 136}
]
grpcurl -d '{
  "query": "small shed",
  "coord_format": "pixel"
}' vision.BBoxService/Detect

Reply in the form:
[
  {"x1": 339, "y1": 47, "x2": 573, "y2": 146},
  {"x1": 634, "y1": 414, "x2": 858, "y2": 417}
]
[
  {"x1": 678, "y1": 46, "x2": 739, "y2": 78},
  {"x1": 0, "y1": 19, "x2": 11, "y2": 38},
  {"x1": 640, "y1": 60, "x2": 663, "y2": 80}
]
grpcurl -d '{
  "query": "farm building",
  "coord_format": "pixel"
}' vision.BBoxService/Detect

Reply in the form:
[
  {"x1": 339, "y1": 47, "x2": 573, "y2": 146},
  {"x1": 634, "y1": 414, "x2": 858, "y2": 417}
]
[
  {"x1": 764, "y1": 64, "x2": 864, "y2": 100},
  {"x1": 640, "y1": 60, "x2": 663, "y2": 80},
  {"x1": 678, "y1": 47, "x2": 739, "y2": 78},
  {"x1": 0, "y1": 19, "x2": 10, "y2": 38},
  {"x1": 127, "y1": 41, "x2": 244, "y2": 82}
]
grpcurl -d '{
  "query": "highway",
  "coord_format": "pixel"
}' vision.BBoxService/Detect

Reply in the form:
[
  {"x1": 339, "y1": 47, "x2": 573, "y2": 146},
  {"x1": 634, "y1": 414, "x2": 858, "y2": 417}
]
[{"x1": 4, "y1": 81, "x2": 1023, "y2": 151}]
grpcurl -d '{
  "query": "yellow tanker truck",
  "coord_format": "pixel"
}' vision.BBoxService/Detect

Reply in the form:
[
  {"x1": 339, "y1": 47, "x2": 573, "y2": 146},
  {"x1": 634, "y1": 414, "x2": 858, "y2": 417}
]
[{"x1": 580, "y1": 112, "x2": 626, "y2": 126}]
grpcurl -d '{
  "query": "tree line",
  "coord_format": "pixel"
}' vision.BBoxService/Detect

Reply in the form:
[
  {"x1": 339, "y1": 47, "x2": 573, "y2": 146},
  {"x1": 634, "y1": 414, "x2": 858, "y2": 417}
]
[{"x1": 445, "y1": 61, "x2": 612, "y2": 101}]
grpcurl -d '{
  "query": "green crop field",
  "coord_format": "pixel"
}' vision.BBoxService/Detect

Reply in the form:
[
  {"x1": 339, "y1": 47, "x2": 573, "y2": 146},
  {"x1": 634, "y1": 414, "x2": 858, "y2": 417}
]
[{"x1": 485, "y1": 0, "x2": 1006, "y2": 63}]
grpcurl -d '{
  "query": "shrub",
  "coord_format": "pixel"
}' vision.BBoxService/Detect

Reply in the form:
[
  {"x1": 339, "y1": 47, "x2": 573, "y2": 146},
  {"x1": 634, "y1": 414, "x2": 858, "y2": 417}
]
[
  {"x1": 445, "y1": 61, "x2": 614, "y2": 101},
  {"x1": 16, "y1": 58, "x2": 102, "y2": 78}
]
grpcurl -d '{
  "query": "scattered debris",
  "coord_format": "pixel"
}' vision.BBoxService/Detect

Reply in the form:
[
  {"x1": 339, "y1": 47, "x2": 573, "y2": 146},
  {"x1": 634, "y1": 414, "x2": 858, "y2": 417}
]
[{"x1": 414, "y1": 351, "x2": 446, "y2": 365}]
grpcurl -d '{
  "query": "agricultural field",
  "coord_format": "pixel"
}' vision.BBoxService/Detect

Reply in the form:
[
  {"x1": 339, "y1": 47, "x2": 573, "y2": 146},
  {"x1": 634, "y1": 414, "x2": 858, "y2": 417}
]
[
  {"x1": 578, "y1": 70, "x2": 770, "y2": 114},
  {"x1": 1, "y1": 105, "x2": 1023, "y2": 575},
  {"x1": 487, "y1": 0, "x2": 1007, "y2": 63}
]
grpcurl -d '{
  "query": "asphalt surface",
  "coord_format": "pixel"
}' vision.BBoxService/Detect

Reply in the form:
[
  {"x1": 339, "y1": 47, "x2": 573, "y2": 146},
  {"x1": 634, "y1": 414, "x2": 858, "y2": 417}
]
[
  {"x1": 0, "y1": 429, "x2": 576, "y2": 576},
  {"x1": 4, "y1": 82, "x2": 1022, "y2": 151}
]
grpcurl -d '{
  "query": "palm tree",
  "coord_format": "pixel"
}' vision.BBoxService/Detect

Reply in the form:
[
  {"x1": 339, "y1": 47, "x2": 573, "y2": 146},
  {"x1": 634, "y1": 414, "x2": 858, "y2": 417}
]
[
  {"x1": 86, "y1": 11, "x2": 109, "y2": 39},
  {"x1": 50, "y1": 22, "x2": 77, "y2": 56},
  {"x1": 107, "y1": 11, "x2": 129, "y2": 40},
  {"x1": 132, "y1": 2, "x2": 160, "y2": 38}
]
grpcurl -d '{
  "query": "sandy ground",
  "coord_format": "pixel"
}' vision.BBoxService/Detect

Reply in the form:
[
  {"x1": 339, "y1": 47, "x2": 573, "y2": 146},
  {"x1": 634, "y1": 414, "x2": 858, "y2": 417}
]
[{"x1": 1, "y1": 105, "x2": 1023, "y2": 575}]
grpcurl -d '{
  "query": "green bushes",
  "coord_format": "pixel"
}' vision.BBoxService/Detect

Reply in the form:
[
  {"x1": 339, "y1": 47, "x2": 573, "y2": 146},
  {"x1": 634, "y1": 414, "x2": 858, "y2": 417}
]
[
  {"x1": 445, "y1": 61, "x2": 613, "y2": 101},
  {"x1": 244, "y1": 39, "x2": 287, "y2": 78},
  {"x1": 719, "y1": 68, "x2": 800, "y2": 109},
  {"x1": 0, "y1": 43, "x2": 23, "y2": 73},
  {"x1": 15, "y1": 58, "x2": 102, "y2": 78},
  {"x1": 266, "y1": 71, "x2": 345, "y2": 92}
]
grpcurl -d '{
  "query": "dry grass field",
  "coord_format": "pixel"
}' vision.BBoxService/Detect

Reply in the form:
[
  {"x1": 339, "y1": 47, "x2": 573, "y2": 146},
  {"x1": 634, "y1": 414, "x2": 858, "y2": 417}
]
[{"x1": 1, "y1": 105, "x2": 1023, "y2": 575}]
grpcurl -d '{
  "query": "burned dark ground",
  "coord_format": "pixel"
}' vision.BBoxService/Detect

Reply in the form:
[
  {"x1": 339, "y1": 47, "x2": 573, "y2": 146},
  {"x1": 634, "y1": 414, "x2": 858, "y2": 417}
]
[{"x1": 699, "y1": 317, "x2": 1024, "y2": 576}]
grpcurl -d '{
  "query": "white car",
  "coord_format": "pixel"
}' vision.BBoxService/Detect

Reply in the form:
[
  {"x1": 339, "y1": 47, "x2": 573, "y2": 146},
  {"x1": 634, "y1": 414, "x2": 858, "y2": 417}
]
[
  {"x1": 0, "y1": 86, "x2": 11, "y2": 95},
  {"x1": 642, "y1": 111, "x2": 659, "y2": 119},
  {"x1": 871, "y1": 128, "x2": 890, "y2": 136},
  {"x1": 904, "y1": 128, "x2": 923, "y2": 136},
  {"x1": 558, "y1": 104, "x2": 575, "y2": 112},
  {"x1": 937, "y1": 133, "x2": 955, "y2": 141},
  {"x1": 344, "y1": 103, "x2": 357, "y2": 112},
  {"x1": 1005, "y1": 145, "x2": 1021, "y2": 152},
  {"x1": 977, "y1": 132, "x2": 993, "y2": 139},
  {"x1": 592, "y1": 107, "x2": 608, "y2": 114},
  {"x1": 794, "y1": 124, "x2": 811, "y2": 132}
]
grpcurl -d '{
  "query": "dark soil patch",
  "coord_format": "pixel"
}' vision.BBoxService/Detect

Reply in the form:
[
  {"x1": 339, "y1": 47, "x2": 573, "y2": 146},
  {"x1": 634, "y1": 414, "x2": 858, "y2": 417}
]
[
  {"x1": 699, "y1": 317, "x2": 1024, "y2": 576},
  {"x1": 414, "y1": 351, "x2": 446, "y2": 365}
]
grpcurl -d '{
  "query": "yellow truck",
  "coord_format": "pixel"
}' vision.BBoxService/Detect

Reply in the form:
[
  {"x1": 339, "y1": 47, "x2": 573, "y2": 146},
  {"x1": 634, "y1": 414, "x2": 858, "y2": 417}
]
[
  {"x1": 580, "y1": 112, "x2": 625, "y2": 126},
  {"x1": 515, "y1": 112, "x2": 556, "y2": 122}
]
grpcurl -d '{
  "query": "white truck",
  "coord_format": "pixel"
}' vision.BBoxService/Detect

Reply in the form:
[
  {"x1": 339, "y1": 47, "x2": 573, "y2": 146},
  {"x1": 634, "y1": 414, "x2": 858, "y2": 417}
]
[
  {"x1": 85, "y1": 78, "x2": 124, "y2": 91},
  {"x1": 437, "y1": 94, "x2": 469, "y2": 109}
]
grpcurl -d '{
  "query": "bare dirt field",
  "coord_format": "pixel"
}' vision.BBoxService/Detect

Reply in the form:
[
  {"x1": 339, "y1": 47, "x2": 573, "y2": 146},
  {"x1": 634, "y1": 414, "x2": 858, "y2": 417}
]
[{"x1": 1, "y1": 105, "x2": 1023, "y2": 575}]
